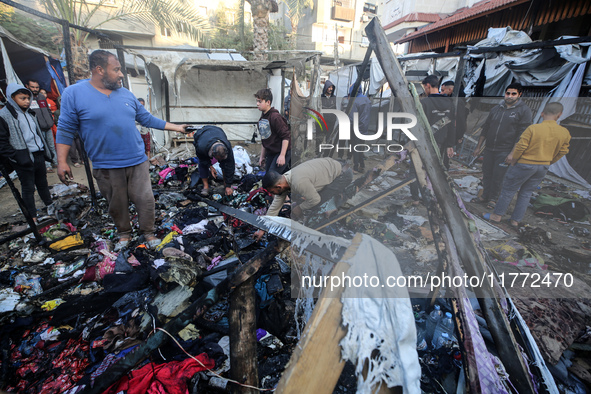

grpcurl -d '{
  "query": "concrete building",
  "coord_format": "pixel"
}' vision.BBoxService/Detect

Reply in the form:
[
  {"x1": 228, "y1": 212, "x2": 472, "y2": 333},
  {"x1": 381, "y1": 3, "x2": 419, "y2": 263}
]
[
  {"x1": 295, "y1": 0, "x2": 381, "y2": 64},
  {"x1": 381, "y1": 0, "x2": 481, "y2": 54}
]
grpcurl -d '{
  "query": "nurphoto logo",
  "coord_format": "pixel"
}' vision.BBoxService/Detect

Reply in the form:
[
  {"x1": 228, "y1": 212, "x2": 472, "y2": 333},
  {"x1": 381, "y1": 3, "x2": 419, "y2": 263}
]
[{"x1": 305, "y1": 108, "x2": 419, "y2": 153}]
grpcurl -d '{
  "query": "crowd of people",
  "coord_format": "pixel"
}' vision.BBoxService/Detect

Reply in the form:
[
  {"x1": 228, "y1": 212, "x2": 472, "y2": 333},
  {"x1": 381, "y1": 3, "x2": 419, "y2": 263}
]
[{"x1": 0, "y1": 49, "x2": 572, "y2": 249}]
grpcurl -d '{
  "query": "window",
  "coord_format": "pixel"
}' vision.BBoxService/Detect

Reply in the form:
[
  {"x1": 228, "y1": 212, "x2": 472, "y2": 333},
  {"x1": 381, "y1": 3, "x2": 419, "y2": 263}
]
[
  {"x1": 363, "y1": 2, "x2": 377, "y2": 14},
  {"x1": 225, "y1": 11, "x2": 235, "y2": 25},
  {"x1": 161, "y1": 26, "x2": 172, "y2": 37},
  {"x1": 338, "y1": 36, "x2": 345, "y2": 44}
]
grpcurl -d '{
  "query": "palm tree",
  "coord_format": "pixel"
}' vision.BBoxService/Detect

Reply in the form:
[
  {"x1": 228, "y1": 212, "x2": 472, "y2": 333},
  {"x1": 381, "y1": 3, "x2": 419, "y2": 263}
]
[
  {"x1": 39, "y1": 0, "x2": 211, "y2": 80},
  {"x1": 284, "y1": 0, "x2": 312, "y2": 48},
  {"x1": 246, "y1": 0, "x2": 277, "y2": 60}
]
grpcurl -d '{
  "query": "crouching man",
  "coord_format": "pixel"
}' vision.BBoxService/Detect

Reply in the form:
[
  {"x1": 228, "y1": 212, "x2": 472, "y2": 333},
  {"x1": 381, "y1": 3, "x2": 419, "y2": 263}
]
[
  {"x1": 254, "y1": 157, "x2": 353, "y2": 240},
  {"x1": 193, "y1": 125, "x2": 235, "y2": 197}
]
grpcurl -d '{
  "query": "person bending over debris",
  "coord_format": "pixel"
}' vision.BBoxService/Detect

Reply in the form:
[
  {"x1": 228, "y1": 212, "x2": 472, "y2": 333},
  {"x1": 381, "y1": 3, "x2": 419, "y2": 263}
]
[
  {"x1": 254, "y1": 158, "x2": 353, "y2": 240},
  {"x1": 472, "y1": 83, "x2": 532, "y2": 209},
  {"x1": 483, "y1": 102, "x2": 570, "y2": 227},
  {"x1": 56, "y1": 49, "x2": 189, "y2": 251},
  {"x1": 193, "y1": 125, "x2": 235, "y2": 197},
  {"x1": 255, "y1": 88, "x2": 291, "y2": 174},
  {"x1": 0, "y1": 83, "x2": 55, "y2": 220}
]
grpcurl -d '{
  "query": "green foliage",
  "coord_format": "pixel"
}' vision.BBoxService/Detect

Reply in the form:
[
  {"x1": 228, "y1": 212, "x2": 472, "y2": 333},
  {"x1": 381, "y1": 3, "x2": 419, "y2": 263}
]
[
  {"x1": 208, "y1": 4, "x2": 290, "y2": 53},
  {"x1": 37, "y1": 0, "x2": 211, "y2": 44},
  {"x1": 0, "y1": 5, "x2": 61, "y2": 55}
]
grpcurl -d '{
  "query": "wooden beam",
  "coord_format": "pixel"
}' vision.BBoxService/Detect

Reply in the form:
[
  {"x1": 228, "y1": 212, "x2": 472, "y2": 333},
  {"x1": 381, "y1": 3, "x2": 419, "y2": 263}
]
[
  {"x1": 365, "y1": 18, "x2": 536, "y2": 394},
  {"x1": 229, "y1": 276, "x2": 258, "y2": 393},
  {"x1": 276, "y1": 234, "x2": 363, "y2": 394}
]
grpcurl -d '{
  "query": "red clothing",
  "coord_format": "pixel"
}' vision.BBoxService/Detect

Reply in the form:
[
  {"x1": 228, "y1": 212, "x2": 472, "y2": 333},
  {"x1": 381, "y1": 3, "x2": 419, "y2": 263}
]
[{"x1": 104, "y1": 354, "x2": 215, "y2": 394}]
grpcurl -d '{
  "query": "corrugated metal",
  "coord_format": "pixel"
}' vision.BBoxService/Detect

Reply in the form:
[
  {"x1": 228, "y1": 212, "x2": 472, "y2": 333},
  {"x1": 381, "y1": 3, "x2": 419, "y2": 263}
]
[{"x1": 399, "y1": 0, "x2": 591, "y2": 52}]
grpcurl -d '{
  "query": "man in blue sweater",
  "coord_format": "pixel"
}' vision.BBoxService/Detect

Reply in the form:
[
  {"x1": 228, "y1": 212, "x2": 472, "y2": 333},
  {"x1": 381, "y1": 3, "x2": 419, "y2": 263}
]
[{"x1": 56, "y1": 50, "x2": 188, "y2": 250}]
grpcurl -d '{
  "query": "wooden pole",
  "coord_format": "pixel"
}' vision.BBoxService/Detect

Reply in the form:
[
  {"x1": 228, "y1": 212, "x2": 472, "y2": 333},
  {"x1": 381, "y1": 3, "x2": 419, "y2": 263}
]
[
  {"x1": 61, "y1": 21, "x2": 75, "y2": 86},
  {"x1": 116, "y1": 47, "x2": 130, "y2": 90},
  {"x1": 229, "y1": 275, "x2": 258, "y2": 393},
  {"x1": 365, "y1": 17, "x2": 535, "y2": 393},
  {"x1": 276, "y1": 234, "x2": 363, "y2": 394}
]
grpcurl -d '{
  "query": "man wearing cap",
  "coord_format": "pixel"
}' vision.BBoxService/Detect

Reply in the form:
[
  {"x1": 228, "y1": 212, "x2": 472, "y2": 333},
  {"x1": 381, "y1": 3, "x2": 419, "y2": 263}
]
[{"x1": 193, "y1": 125, "x2": 235, "y2": 196}]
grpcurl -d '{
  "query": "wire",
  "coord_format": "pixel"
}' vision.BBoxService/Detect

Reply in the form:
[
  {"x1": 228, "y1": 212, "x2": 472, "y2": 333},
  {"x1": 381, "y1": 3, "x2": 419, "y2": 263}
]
[{"x1": 153, "y1": 327, "x2": 275, "y2": 391}]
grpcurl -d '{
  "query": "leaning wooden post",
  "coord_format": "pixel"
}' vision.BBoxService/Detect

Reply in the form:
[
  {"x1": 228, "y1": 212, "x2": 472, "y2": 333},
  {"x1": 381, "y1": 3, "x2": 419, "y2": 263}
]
[
  {"x1": 229, "y1": 275, "x2": 258, "y2": 393},
  {"x1": 365, "y1": 18, "x2": 535, "y2": 393}
]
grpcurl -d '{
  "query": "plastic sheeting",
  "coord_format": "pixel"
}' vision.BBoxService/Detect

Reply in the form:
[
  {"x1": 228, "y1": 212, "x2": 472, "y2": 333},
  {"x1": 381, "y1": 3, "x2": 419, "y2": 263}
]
[
  {"x1": 329, "y1": 67, "x2": 358, "y2": 108},
  {"x1": 340, "y1": 234, "x2": 421, "y2": 394}
]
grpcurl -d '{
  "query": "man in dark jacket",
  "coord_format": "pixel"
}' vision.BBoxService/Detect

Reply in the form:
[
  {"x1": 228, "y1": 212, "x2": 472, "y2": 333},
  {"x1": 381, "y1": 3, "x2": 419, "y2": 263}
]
[
  {"x1": 193, "y1": 125, "x2": 235, "y2": 197},
  {"x1": 344, "y1": 85, "x2": 371, "y2": 173},
  {"x1": 255, "y1": 88, "x2": 291, "y2": 174},
  {"x1": 26, "y1": 79, "x2": 57, "y2": 168},
  {"x1": 409, "y1": 75, "x2": 456, "y2": 203},
  {"x1": 0, "y1": 83, "x2": 54, "y2": 219},
  {"x1": 472, "y1": 83, "x2": 532, "y2": 207}
]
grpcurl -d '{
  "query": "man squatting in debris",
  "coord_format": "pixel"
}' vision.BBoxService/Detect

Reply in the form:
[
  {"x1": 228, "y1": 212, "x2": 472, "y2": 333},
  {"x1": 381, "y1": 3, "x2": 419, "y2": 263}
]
[
  {"x1": 0, "y1": 83, "x2": 55, "y2": 220},
  {"x1": 472, "y1": 83, "x2": 533, "y2": 209},
  {"x1": 255, "y1": 88, "x2": 291, "y2": 174},
  {"x1": 192, "y1": 125, "x2": 236, "y2": 197},
  {"x1": 55, "y1": 50, "x2": 189, "y2": 251},
  {"x1": 484, "y1": 102, "x2": 570, "y2": 227},
  {"x1": 254, "y1": 157, "x2": 353, "y2": 240}
]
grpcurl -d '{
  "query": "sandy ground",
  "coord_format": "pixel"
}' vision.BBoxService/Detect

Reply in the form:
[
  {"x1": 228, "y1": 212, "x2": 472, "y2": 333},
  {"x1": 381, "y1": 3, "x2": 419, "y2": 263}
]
[{"x1": 0, "y1": 161, "x2": 97, "y2": 226}]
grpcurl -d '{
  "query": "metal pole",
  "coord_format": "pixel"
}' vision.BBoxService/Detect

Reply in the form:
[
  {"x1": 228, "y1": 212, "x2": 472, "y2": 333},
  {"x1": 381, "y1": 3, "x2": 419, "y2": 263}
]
[
  {"x1": 77, "y1": 139, "x2": 98, "y2": 207},
  {"x1": 116, "y1": 47, "x2": 130, "y2": 89},
  {"x1": 0, "y1": 163, "x2": 42, "y2": 242},
  {"x1": 61, "y1": 21, "x2": 75, "y2": 86}
]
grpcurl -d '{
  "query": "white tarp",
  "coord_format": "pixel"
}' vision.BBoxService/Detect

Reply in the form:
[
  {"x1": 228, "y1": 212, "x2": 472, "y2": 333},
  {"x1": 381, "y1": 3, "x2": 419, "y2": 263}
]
[
  {"x1": 329, "y1": 66, "x2": 358, "y2": 108},
  {"x1": 0, "y1": 37, "x2": 20, "y2": 87}
]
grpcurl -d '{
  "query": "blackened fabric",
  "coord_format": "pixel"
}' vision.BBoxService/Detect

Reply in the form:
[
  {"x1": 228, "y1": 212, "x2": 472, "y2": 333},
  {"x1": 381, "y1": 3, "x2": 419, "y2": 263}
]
[{"x1": 173, "y1": 207, "x2": 209, "y2": 229}]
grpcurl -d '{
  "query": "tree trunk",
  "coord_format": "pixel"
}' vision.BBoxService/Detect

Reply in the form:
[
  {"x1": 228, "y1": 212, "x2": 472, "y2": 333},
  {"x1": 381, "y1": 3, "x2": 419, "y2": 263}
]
[{"x1": 248, "y1": 0, "x2": 272, "y2": 60}]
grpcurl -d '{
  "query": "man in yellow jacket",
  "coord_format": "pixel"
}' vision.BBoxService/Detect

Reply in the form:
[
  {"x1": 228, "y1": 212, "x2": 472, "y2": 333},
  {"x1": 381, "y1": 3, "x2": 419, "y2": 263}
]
[{"x1": 484, "y1": 102, "x2": 571, "y2": 227}]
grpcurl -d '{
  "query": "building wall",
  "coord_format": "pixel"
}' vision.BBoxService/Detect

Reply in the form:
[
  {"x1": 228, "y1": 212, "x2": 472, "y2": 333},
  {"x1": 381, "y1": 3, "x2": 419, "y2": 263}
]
[{"x1": 296, "y1": 0, "x2": 380, "y2": 62}]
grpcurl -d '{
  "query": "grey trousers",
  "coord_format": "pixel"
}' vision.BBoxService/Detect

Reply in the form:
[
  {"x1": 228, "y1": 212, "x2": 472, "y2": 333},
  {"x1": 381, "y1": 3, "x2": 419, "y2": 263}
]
[
  {"x1": 493, "y1": 163, "x2": 549, "y2": 222},
  {"x1": 482, "y1": 150, "x2": 510, "y2": 202},
  {"x1": 93, "y1": 160, "x2": 155, "y2": 237}
]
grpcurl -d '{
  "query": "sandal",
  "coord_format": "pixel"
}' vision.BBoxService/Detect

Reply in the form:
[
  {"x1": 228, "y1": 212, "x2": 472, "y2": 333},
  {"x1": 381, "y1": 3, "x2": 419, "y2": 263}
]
[
  {"x1": 114, "y1": 239, "x2": 130, "y2": 252},
  {"x1": 145, "y1": 237, "x2": 161, "y2": 249},
  {"x1": 470, "y1": 197, "x2": 485, "y2": 203},
  {"x1": 482, "y1": 212, "x2": 502, "y2": 224}
]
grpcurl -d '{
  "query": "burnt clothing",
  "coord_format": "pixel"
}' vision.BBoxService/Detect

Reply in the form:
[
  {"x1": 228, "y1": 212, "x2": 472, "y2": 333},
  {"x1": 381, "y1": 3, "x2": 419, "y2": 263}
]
[
  {"x1": 193, "y1": 125, "x2": 235, "y2": 187},
  {"x1": 480, "y1": 100, "x2": 533, "y2": 152},
  {"x1": 258, "y1": 108, "x2": 291, "y2": 155},
  {"x1": 420, "y1": 94, "x2": 456, "y2": 148}
]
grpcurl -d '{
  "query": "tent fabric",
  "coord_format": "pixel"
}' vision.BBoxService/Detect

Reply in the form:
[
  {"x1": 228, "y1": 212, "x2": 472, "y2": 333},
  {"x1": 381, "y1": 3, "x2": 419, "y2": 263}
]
[
  {"x1": 0, "y1": 26, "x2": 67, "y2": 96},
  {"x1": 1, "y1": 38, "x2": 21, "y2": 86},
  {"x1": 340, "y1": 234, "x2": 421, "y2": 394},
  {"x1": 329, "y1": 66, "x2": 358, "y2": 108}
]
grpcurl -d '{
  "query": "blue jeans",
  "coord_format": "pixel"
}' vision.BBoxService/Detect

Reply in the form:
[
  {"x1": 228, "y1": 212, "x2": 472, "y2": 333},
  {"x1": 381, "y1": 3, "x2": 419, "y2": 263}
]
[
  {"x1": 494, "y1": 163, "x2": 549, "y2": 222},
  {"x1": 482, "y1": 150, "x2": 510, "y2": 202}
]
